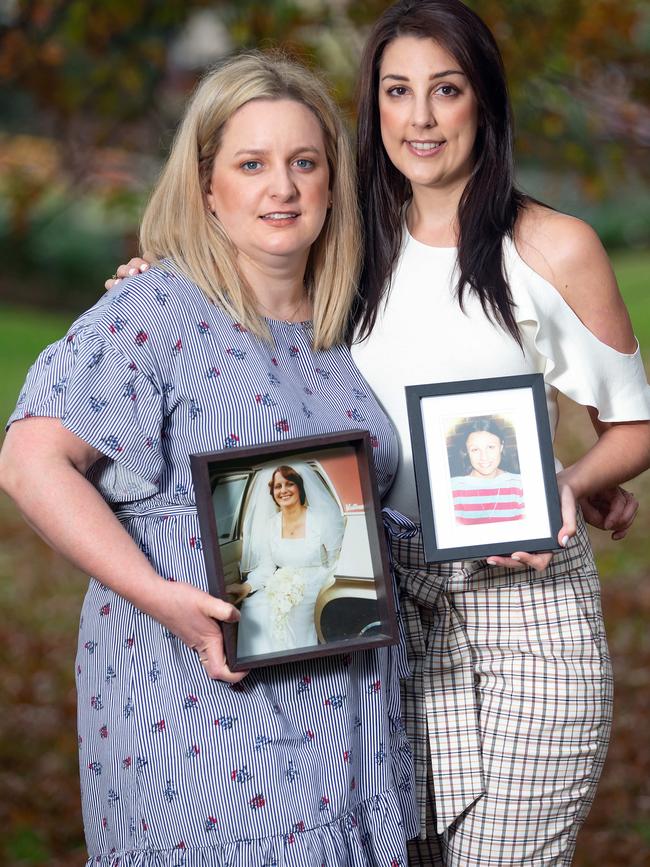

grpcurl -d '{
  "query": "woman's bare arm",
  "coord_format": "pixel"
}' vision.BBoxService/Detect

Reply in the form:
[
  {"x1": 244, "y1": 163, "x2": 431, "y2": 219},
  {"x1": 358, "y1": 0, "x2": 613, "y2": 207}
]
[{"x1": 0, "y1": 417, "x2": 245, "y2": 682}]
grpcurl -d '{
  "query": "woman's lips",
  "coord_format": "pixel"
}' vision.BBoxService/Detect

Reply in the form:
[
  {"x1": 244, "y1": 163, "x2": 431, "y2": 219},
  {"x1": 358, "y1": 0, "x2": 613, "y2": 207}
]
[
  {"x1": 260, "y1": 211, "x2": 300, "y2": 225},
  {"x1": 405, "y1": 140, "x2": 445, "y2": 157}
]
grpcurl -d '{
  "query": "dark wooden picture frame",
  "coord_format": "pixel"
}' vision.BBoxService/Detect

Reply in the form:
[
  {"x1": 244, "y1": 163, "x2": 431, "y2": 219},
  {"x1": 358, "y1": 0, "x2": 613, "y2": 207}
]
[
  {"x1": 190, "y1": 430, "x2": 398, "y2": 669},
  {"x1": 405, "y1": 374, "x2": 562, "y2": 563}
]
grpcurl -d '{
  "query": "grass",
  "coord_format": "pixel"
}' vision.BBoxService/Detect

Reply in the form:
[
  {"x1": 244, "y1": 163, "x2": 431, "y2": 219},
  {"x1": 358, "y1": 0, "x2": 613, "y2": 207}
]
[
  {"x1": 610, "y1": 249, "x2": 650, "y2": 349},
  {"x1": 0, "y1": 305, "x2": 73, "y2": 425}
]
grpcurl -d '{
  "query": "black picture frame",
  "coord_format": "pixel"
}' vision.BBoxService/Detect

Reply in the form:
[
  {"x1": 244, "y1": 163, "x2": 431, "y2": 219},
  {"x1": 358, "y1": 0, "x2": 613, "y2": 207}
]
[
  {"x1": 405, "y1": 374, "x2": 562, "y2": 563},
  {"x1": 190, "y1": 430, "x2": 398, "y2": 670}
]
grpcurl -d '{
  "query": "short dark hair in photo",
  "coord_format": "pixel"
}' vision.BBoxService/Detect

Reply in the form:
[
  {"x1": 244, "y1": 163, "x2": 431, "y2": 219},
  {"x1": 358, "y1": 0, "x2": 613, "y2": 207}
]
[{"x1": 268, "y1": 465, "x2": 307, "y2": 505}]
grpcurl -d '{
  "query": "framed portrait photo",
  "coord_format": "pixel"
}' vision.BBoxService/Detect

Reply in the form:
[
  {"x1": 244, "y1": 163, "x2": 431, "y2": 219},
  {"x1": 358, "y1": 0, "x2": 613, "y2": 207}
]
[
  {"x1": 190, "y1": 430, "x2": 398, "y2": 670},
  {"x1": 405, "y1": 374, "x2": 562, "y2": 563}
]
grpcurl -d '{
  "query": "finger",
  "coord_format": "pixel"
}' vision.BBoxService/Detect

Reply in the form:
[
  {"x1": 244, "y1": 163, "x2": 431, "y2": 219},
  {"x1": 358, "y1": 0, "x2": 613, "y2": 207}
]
[
  {"x1": 611, "y1": 494, "x2": 639, "y2": 540},
  {"x1": 201, "y1": 635, "x2": 248, "y2": 683},
  {"x1": 610, "y1": 491, "x2": 638, "y2": 529},
  {"x1": 485, "y1": 555, "x2": 526, "y2": 570},
  {"x1": 578, "y1": 497, "x2": 605, "y2": 529},
  {"x1": 122, "y1": 257, "x2": 150, "y2": 278},
  {"x1": 513, "y1": 551, "x2": 554, "y2": 571},
  {"x1": 487, "y1": 551, "x2": 554, "y2": 572},
  {"x1": 557, "y1": 484, "x2": 576, "y2": 548},
  {"x1": 104, "y1": 277, "x2": 120, "y2": 291},
  {"x1": 602, "y1": 489, "x2": 627, "y2": 530}
]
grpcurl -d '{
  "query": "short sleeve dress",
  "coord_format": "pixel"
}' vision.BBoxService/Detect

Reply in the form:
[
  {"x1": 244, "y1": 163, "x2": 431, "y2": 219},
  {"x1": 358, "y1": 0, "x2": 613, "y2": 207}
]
[{"x1": 8, "y1": 266, "x2": 418, "y2": 866}]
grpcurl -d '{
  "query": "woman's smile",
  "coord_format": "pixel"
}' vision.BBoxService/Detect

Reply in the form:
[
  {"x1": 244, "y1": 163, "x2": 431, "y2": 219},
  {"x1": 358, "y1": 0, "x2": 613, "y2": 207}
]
[{"x1": 405, "y1": 139, "x2": 446, "y2": 157}]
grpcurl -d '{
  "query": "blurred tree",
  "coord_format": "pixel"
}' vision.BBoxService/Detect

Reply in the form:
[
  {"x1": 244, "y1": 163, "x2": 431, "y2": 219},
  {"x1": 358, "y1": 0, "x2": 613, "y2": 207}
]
[
  {"x1": 0, "y1": 0, "x2": 647, "y2": 278},
  {"x1": 0, "y1": 2, "x2": 329, "y2": 230}
]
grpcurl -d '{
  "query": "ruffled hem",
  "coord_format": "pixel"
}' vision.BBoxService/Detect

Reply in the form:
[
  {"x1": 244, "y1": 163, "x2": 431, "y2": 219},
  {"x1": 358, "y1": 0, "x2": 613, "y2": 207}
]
[{"x1": 85, "y1": 787, "x2": 414, "y2": 866}]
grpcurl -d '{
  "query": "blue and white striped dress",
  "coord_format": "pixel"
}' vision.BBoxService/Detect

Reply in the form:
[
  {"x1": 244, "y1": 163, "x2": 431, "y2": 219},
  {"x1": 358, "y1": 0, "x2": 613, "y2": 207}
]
[{"x1": 9, "y1": 266, "x2": 418, "y2": 866}]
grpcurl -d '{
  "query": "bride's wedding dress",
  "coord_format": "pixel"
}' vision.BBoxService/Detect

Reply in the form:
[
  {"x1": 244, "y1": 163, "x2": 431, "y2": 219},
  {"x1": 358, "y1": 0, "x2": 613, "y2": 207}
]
[{"x1": 237, "y1": 509, "x2": 342, "y2": 657}]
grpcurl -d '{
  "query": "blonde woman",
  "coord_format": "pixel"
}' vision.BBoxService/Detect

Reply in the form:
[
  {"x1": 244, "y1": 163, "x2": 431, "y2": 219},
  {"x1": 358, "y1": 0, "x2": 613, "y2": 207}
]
[{"x1": 0, "y1": 54, "x2": 417, "y2": 865}]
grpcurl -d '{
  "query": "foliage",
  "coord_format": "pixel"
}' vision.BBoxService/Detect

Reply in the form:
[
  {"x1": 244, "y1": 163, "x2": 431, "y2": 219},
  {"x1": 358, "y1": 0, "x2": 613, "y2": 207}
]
[{"x1": 1, "y1": 1, "x2": 647, "y2": 311}]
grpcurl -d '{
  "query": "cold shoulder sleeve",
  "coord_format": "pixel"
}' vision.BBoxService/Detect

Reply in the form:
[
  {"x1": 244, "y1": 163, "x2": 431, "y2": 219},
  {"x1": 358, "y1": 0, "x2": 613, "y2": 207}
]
[
  {"x1": 7, "y1": 297, "x2": 166, "y2": 502},
  {"x1": 507, "y1": 241, "x2": 650, "y2": 422}
]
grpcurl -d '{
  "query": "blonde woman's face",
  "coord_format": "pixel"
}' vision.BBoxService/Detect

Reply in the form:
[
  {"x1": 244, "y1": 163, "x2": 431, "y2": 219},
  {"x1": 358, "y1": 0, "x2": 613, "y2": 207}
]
[{"x1": 207, "y1": 99, "x2": 331, "y2": 273}]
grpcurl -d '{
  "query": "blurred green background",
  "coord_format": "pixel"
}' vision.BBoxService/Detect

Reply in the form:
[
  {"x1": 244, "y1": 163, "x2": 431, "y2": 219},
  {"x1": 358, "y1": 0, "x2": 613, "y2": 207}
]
[{"x1": 1, "y1": 1, "x2": 648, "y2": 864}]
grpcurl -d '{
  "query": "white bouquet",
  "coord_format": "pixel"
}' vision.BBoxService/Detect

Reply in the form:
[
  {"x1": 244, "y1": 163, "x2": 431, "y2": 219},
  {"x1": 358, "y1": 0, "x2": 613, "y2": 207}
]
[{"x1": 265, "y1": 567, "x2": 306, "y2": 640}]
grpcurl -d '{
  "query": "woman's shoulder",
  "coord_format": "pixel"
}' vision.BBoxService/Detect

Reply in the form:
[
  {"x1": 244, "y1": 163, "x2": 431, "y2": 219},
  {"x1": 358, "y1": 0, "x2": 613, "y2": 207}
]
[
  {"x1": 513, "y1": 202, "x2": 635, "y2": 352},
  {"x1": 100, "y1": 263, "x2": 203, "y2": 321}
]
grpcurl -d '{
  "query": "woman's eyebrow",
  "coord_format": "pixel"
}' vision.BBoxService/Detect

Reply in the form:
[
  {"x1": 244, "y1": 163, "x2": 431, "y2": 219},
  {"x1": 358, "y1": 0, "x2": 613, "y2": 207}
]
[
  {"x1": 232, "y1": 146, "x2": 321, "y2": 158},
  {"x1": 380, "y1": 70, "x2": 466, "y2": 82}
]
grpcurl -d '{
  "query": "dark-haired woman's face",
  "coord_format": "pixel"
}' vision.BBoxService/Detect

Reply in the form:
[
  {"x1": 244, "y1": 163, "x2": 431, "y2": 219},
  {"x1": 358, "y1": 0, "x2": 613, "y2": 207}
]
[
  {"x1": 272, "y1": 471, "x2": 301, "y2": 508},
  {"x1": 465, "y1": 431, "x2": 504, "y2": 478},
  {"x1": 378, "y1": 36, "x2": 478, "y2": 195}
]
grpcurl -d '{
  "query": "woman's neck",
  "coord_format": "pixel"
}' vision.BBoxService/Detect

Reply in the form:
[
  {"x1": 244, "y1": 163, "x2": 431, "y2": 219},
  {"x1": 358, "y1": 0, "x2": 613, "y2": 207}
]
[
  {"x1": 237, "y1": 251, "x2": 311, "y2": 321},
  {"x1": 407, "y1": 178, "x2": 468, "y2": 247},
  {"x1": 281, "y1": 502, "x2": 305, "y2": 519},
  {"x1": 280, "y1": 504, "x2": 307, "y2": 538}
]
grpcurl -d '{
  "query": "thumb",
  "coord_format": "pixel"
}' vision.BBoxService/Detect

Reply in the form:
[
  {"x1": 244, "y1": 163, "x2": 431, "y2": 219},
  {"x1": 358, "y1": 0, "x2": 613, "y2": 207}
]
[
  {"x1": 205, "y1": 595, "x2": 240, "y2": 624},
  {"x1": 558, "y1": 483, "x2": 577, "y2": 547}
]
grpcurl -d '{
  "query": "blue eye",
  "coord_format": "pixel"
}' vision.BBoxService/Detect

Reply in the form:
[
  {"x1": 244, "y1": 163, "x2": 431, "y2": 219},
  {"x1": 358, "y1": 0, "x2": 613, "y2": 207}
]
[
  {"x1": 241, "y1": 160, "x2": 262, "y2": 171},
  {"x1": 294, "y1": 158, "x2": 314, "y2": 170}
]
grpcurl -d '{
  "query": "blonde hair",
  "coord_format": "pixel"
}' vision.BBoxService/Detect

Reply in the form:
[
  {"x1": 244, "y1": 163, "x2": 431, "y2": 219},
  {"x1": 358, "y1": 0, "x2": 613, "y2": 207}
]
[{"x1": 140, "y1": 52, "x2": 361, "y2": 349}]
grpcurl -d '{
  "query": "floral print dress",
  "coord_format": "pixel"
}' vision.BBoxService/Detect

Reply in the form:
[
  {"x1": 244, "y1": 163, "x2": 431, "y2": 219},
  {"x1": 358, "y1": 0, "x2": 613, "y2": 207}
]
[{"x1": 8, "y1": 266, "x2": 417, "y2": 867}]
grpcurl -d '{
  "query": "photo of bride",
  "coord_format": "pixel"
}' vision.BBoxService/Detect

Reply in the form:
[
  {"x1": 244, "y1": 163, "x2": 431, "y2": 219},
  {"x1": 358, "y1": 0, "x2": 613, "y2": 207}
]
[
  {"x1": 192, "y1": 432, "x2": 399, "y2": 668},
  {"x1": 232, "y1": 461, "x2": 345, "y2": 658}
]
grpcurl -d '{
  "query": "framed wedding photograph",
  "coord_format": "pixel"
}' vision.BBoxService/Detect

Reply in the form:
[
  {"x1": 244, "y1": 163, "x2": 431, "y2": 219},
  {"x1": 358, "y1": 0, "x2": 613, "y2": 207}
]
[
  {"x1": 405, "y1": 374, "x2": 562, "y2": 563},
  {"x1": 190, "y1": 430, "x2": 398, "y2": 669}
]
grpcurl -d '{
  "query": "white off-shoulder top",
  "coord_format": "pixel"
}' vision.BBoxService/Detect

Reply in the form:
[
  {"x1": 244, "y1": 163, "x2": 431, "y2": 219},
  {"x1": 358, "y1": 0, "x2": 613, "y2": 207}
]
[{"x1": 352, "y1": 230, "x2": 650, "y2": 518}]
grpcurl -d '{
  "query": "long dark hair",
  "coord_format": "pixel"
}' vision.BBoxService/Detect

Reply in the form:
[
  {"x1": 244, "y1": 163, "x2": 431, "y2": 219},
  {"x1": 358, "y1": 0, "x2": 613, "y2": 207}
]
[
  {"x1": 355, "y1": 0, "x2": 526, "y2": 345},
  {"x1": 449, "y1": 415, "x2": 520, "y2": 475}
]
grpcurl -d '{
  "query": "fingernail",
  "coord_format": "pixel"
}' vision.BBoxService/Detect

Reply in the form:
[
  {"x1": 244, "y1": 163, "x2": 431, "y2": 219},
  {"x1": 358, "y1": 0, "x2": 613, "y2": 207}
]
[
  {"x1": 128, "y1": 268, "x2": 137, "y2": 276},
  {"x1": 113, "y1": 278, "x2": 121, "y2": 284},
  {"x1": 561, "y1": 535, "x2": 569, "y2": 547},
  {"x1": 486, "y1": 558, "x2": 497, "y2": 566},
  {"x1": 510, "y1": 554, "x2": 521, "y2": 561},
  {"x1": 139, "y1": 263, "x2": 148, "y2": 271}
]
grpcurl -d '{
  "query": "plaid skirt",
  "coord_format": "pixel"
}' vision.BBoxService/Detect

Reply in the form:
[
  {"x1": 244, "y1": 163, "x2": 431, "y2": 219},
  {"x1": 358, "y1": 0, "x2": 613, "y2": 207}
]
[{"x1": 384, "y1": 511, "x2": 613, "y2": 866}]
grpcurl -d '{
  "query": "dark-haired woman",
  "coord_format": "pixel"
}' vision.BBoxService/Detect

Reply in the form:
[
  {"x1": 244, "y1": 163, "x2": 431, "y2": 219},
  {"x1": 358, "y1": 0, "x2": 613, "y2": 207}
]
[
  {"x1": 449, "y1": 417, "x2": 525, "y2": 526},
  {"x1": 350, "y1": 1, "x2": 650, "y2": 863}
]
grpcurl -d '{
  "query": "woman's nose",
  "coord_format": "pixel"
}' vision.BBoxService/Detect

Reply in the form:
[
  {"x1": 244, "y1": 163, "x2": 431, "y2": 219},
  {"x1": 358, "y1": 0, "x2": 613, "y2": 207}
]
[
  {"x1": 269, "y1": 166, "x2": 297, "y2": 200},
  {"x1": 410, "y1": 92, "x2": 435, "y2": 129}
]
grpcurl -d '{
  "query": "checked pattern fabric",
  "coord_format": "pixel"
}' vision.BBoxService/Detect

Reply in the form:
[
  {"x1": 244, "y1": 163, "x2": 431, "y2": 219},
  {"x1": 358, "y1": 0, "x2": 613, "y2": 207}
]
[{"x1": 385, "y1": 511, "x2": 613, "y2": 866}]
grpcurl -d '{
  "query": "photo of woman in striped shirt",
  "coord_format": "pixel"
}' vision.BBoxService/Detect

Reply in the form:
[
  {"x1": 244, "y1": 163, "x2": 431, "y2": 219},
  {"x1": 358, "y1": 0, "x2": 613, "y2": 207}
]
[{"x1": 448, "y1": 416, "x2": 525, "y2": 525}]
